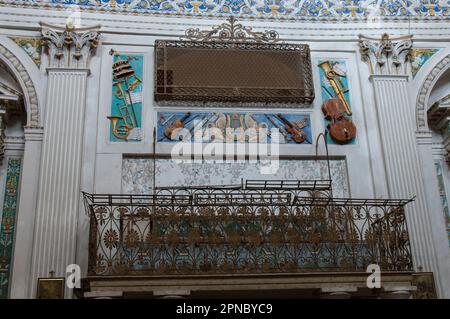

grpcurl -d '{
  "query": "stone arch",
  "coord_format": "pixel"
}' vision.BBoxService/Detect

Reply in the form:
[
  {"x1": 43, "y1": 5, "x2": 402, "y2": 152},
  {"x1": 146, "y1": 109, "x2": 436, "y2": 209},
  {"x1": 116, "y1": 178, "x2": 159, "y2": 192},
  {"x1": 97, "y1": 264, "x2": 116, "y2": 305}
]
[
  {"x1": 0, "y1": 43, "x2": 40, "y2": 127},
  {"x1": 416, "y1": 54, "x2": 450, "y2": 131}
]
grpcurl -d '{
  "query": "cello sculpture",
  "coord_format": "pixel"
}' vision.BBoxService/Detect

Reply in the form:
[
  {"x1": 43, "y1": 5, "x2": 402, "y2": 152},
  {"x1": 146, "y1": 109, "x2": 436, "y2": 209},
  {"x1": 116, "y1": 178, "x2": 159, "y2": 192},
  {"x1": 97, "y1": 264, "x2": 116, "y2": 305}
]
[{"x1": 321, "y1": 98, "x2": 356, "y2": 144}]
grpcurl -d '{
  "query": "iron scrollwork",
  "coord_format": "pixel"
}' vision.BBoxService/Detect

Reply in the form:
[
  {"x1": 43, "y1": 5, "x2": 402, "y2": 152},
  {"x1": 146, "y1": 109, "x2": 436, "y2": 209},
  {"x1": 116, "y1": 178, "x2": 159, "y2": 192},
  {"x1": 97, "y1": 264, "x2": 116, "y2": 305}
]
[
  {"x1": 183, "y1": 16, "x2": 280, "y2": 43},
  {"x1": 83, "y1": 180, "x2": 413, "y2": 276}
]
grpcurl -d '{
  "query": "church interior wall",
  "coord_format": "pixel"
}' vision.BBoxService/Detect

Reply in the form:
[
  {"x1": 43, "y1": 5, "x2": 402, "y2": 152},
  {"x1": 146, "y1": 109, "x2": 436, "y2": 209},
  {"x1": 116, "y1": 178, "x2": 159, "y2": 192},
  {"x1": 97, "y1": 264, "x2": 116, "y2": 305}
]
[{"x1": 0, "y1": 2, "x2": 449, "y2": 298}]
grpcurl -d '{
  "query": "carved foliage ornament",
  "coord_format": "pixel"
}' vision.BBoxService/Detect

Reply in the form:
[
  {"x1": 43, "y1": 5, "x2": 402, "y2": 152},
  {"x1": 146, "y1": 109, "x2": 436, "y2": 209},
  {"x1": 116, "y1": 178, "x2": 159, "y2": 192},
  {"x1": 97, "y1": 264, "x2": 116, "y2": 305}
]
[
  {"x1": 183, "y1": 16, "x2": 280, "y2": 43},
  {"x1": 41, "y1": 22, "x2": 101, "y2": 69},
  {"x1": 358, "y1": 33, "x2": 413, "y2": 76}
]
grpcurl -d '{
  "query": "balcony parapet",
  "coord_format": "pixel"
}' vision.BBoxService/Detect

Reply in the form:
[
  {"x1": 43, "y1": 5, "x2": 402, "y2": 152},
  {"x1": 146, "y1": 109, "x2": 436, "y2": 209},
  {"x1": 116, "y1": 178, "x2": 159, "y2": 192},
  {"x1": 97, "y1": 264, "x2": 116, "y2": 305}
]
[{"x1": 82, "y1": 179, "x2": 413, "y2": 277}]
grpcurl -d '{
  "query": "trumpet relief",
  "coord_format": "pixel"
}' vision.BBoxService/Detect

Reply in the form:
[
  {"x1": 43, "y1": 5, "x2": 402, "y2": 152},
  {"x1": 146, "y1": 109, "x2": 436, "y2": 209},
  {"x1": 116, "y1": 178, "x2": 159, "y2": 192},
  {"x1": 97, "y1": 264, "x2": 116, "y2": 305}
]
[
  {"x1": 108, "y1": 50, "x2": 143, "y2": 142},
  {"x1": 318, "y1": 59, "x2": 356, "y2": 145}
]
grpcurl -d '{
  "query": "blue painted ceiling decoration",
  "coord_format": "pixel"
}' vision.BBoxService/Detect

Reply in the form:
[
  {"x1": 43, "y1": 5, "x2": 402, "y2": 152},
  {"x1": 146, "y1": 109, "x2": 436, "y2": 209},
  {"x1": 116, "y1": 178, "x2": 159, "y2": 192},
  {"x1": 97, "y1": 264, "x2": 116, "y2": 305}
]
[{"x1": 0, "y1": 0, "x2": 448, "y2": 20}]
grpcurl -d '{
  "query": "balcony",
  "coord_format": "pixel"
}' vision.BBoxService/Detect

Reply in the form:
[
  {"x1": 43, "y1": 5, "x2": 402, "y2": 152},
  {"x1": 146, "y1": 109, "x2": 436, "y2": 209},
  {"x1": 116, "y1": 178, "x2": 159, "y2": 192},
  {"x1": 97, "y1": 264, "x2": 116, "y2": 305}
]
[{"x1": 80, "y1": 179, "x2": 418, "y2": 298}]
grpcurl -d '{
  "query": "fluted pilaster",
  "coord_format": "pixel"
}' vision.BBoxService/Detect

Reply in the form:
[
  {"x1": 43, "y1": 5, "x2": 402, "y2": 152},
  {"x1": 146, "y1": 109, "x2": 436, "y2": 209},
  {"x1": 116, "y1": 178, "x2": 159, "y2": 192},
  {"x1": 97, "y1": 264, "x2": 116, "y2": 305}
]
[
  {"x1": 359, "y1": 34, "x2": 443, "y2": 296},
  {"x1": 29, "y1": 23, "x2": 100, "y2": 298},
  {"x1": 371, "y1": 76, "x2": 437, "y2": 271}
]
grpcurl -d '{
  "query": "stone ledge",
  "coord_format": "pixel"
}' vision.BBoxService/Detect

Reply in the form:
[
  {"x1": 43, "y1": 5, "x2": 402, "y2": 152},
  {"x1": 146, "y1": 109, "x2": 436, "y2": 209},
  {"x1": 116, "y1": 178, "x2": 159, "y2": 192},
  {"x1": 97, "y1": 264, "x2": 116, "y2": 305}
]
[{"x1": 82, "y1": 271, "x2": 418, "y2": 299}]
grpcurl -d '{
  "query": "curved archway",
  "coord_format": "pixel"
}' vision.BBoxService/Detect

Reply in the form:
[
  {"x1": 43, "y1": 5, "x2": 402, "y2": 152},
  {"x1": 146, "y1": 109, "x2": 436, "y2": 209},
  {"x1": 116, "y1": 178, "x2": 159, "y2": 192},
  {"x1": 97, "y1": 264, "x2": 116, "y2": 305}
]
[
  {"x1": 0, "y1": 43, "x2": 40, "y2": 127},
  {"x1": 416, "y1": 54, "x2": 450, "y2": 131}
]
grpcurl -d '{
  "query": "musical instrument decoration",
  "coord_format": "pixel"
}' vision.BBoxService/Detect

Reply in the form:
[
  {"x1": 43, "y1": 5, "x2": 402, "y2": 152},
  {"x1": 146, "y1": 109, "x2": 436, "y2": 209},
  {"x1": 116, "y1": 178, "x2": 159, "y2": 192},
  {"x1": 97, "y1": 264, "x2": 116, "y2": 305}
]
[
  {"x1": 318, "y1": 60, "x2": 356, "y2": 144},
  {"x1": 164, "y1": 112, "x2": 192, "y2": 140},
  {"x1": 276, "y1": 114, "x2": 307, "y2": 144},
  {"x1": 157, "y1": 112, "x2": 311, "y2": 144},
  {"x1": 108, "y1": 49, "x2": 143, "y2": 141},
  {"x1": 321, "y1": 98, "x2": 356, "y2": 144}
]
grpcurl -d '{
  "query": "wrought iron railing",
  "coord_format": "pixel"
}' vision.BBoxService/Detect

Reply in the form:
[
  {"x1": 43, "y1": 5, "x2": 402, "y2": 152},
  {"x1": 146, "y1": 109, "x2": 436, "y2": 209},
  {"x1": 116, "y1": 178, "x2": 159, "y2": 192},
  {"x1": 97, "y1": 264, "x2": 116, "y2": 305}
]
[{"x1": 82, "y1": 180, "x2": 413, "y2": 276}]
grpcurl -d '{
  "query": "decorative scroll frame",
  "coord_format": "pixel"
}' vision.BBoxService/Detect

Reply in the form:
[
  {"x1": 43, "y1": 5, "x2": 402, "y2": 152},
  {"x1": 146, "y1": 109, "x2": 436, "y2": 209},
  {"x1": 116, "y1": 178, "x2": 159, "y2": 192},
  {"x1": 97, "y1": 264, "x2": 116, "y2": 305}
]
[{"x1": 183, "y1": 16, "x2": 280, "y2": 43}]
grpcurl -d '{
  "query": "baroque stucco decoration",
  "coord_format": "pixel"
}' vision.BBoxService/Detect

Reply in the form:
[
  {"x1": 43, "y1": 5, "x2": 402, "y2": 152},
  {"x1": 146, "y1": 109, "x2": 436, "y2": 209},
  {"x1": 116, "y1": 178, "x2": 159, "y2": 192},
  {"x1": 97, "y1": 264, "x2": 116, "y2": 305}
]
[
  {"x1": 41, "y1": 22, "x2": 101, "y2": 69},
  {"x1": 358, "y1": 33, "x2": 413, "y2": 76},
  {"x1": 0, "y1": 0, "x2": 448, "y2": 21},
  {"x1": 416, "y1": 54, "x2": 450, "y2": 131},
  {"x1": 183, "y1": 15, "x2": 280, "y2": 42},
  {"x1": 0, "y1": 43, "x2": 40, "y2": 127}
]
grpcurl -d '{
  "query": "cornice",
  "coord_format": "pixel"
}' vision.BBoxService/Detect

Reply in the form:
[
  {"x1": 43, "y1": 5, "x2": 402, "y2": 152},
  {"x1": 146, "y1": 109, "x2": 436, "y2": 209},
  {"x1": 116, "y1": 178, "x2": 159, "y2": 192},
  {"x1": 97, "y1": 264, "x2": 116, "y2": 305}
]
[
  {"x1": 1, "y1": 7, "x2": 450, "y2": 39},
  {"x1": 0, "y1": 1, "x2": 449, "y2": 24}
]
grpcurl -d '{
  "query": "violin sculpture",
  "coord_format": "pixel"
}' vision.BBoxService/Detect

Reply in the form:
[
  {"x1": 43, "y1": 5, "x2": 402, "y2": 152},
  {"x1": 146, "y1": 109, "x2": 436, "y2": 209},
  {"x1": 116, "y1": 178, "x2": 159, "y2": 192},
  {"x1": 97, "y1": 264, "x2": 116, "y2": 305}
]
[
  {"x1": 321, "y1": 98, "x2": 356, "y2": 144},
  {"x1": 276, "y1": 114, "x2": 307, "y2": 144}
]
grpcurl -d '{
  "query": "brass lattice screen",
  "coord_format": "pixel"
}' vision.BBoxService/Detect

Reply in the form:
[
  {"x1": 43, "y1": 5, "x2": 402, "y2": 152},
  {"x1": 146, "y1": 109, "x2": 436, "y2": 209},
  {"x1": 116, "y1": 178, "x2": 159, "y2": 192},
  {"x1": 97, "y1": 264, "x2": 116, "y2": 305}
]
[{"x1": 154, "y1": 40, "x2": 315, "y2": 105}]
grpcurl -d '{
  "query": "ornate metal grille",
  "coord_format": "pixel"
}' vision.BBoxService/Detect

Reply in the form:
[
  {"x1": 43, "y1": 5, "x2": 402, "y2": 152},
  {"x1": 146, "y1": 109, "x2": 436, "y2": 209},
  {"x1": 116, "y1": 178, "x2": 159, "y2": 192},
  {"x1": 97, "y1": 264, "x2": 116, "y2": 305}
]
[
  {"x1": 154, "y1": 17, "x2": 314, "y2": 106},
  {"x1": 83, "y1": 180, "x2": 413, "y2": 276}
]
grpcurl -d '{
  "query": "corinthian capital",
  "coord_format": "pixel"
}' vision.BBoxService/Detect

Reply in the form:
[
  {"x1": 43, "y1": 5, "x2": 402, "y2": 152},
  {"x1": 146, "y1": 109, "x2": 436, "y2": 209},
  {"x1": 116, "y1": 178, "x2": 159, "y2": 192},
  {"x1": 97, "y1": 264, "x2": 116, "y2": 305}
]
[
  {"x1": 41, "y1": 22, "x2": 101, "y2": 69},
  {"x1": 358, "y1": 33, "x2": 413, "y2": 76}
]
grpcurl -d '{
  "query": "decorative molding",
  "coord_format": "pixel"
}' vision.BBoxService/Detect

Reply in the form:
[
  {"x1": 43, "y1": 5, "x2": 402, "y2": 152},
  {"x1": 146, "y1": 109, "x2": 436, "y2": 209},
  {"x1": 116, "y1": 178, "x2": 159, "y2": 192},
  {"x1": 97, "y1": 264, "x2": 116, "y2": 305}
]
[
  {"x1": 23, "y1": 125, "x2": 43, "y2": 141},
  {"x1": 358, "y1": 33, "x2": 413, "y2": 76},
  {"x1": 416, "y1": 54, "x2": 450, "y2": 130},
  {"x1": 0, "y1": 43, "x2": 40, "y2": 127},
  {"x1": 415, "y1": 129, "x2": 433, "y2": 145},
  {"x1": 40, "y1": 22, "x2": 101, "y2": 69},
  {"x1": 183, "y1": 16, "x2": 280, "y2": 43},
  {"x1": 0, "y1": 1, "x2": 448, "y2": 22},
  {"x1": 4, "y1": 135, "x2": 25, "y2": 152}
]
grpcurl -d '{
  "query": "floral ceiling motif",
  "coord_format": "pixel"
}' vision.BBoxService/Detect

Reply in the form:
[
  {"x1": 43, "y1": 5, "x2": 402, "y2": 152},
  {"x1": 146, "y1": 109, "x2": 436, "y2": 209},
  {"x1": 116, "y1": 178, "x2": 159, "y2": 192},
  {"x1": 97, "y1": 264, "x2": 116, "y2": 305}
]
[{"x1": 0, "y1": 0, "x2": 448, "y2": 20}]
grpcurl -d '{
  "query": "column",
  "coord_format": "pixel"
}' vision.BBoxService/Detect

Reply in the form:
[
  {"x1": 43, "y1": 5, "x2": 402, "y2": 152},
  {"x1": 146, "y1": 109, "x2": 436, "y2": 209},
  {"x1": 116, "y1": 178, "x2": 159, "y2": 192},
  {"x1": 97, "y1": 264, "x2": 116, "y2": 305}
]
[
  {"x1": 358, "y1": 34, "x2": 444, "y2": 296},
  {"x1": 28, "y1": 22, "x2": 100, "y2": 298}
]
